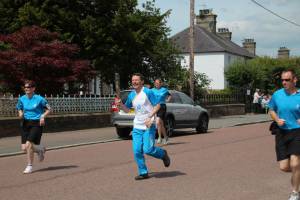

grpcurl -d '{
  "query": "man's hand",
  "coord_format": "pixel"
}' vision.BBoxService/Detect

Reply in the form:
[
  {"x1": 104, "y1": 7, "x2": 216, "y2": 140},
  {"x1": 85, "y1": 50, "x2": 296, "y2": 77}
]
[
  {"x1": 40, "y1": 115, "x2": 45, "y2": 126},
  {"x1": 18, "y1": 111, "x2": 23, "y2": 119},
  {"x1": 276, "y1": 119, "x2": 286, "y2": 126},
  {"x1": 40, "y1": 118, "x2": 45, "y2": 126},
  {"x1": 115, "y1": 97, "x2": 123, "y2": 109},
  {"x1": 145, "y1": 117, "x2": 153, "y2": 128}
]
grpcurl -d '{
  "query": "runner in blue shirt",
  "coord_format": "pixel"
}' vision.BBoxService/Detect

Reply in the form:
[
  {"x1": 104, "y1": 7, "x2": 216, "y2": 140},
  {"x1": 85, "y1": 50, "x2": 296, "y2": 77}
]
[
  {"x1": 268, "y1": 69, "x2": 300, "y2": 200},
  {"x1": 152, "y1": 78, "x2": 171, "y2": 144},
  {"x1": 116, "y1": 73, "x2": 171, "y2": 180},
  {"x1": 16, "y1": 80, "x2": 51, "y2": 174}
]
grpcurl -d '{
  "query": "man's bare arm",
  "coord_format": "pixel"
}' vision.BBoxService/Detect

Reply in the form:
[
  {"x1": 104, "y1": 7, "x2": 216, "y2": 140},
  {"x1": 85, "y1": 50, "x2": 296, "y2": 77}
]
[
  {"x1": 116, "y1": 99, "x2": 131, "y2": 113},
  {"x1": 269, "y1": 110, "x2": 285, "y2": 126},
  {"x1": 145, "y1": 104, "x2": 161, "y2": 128}
]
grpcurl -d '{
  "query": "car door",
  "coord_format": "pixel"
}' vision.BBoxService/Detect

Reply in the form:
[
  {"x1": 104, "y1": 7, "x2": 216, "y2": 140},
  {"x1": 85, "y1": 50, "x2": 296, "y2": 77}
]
[
  {"x1": 167, "y1": 92, "x2": 188, "y2": 127},
  {"x1": 177, "y1": 92, "x2": 198, "y2": 125}
]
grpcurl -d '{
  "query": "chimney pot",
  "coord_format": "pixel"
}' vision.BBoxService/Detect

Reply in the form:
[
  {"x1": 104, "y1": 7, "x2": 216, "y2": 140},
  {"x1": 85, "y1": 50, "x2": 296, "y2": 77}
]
[
  {"x1": 217, "y1": 27, "x2": 232, "y2": 40},
  {"x1": 278, "y1": 47, "x2": 290, "y2": 59},
  {"x1": 243, "y1": 38, "x2": 256, "y2": 56}
]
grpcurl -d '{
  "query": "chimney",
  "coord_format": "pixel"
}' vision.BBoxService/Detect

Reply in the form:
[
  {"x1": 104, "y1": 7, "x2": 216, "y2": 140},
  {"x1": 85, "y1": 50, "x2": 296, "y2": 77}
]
[
  {"x1": 242, "y1": 39, "x2": 256, "y2": 56},
  {"x1": 217, "y1": 28, "x2": 232, "y2": 40},
  {"x1": 196, "y1": 9, "x2": 217, "y2": 33},
  {"x1": 278, "y1": 47, "x2": 290, "y2": 59}
]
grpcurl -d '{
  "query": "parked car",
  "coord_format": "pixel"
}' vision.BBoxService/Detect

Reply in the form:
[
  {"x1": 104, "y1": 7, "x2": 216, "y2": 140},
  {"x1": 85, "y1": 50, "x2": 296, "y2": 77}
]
[{"x1": 111, "y1": 90, "x2": 209, "y2": 138}]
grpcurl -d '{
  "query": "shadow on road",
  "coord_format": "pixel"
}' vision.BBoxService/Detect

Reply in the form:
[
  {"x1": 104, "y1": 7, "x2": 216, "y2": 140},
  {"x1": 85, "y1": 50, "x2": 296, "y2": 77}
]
[
  {"x1": 172, "y1": 130, "x2": 213, "y2": 137},
  {"x1": 149, "y1": 170, "x2": 187, "y2": 179},
  {"x1": 158, "y1": 141, "x2": 189, "y2": 147},
  {"x1": 35, "y1": 165, "x2": 78, "y2": 172}
]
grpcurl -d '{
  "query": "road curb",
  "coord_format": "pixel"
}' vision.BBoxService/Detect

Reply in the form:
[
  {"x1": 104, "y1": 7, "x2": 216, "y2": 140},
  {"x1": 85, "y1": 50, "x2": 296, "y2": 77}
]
[
  {"x1": 0, "y1": 138, "x2": 123, "y2": 158},
  {"x1": 233, "y1": 120, "x2": 272, "y2": 127}
]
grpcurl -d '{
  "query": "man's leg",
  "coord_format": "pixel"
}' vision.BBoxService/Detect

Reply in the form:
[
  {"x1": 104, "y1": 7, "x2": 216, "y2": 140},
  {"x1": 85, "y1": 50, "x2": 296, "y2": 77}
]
[
  {"x1": 159, "y1": 118, "x2": 168, "y2": 144},
  {"x1": 290, "y1": 155, "x2": 300, "y2": 192},
  {"x1": 143, "y1": 125, "x2": 165, "y2": 159},
  {"x1": 156, "y1": 118, "x2": 162, "y2": 143},
  {"x1": 279, "y1": 159, "x2": 292, "y2": 172},
  {"x1": 132, "y1": 128, "x2": 148, "y2": 175}
]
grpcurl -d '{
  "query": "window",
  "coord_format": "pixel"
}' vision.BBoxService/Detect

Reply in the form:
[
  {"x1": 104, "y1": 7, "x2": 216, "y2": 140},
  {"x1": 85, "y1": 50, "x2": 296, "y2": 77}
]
[
  {"x1": 178, "y1": 93, "x2": 194, "y2": 105},
  {"x1": 169, "y1": 93, "x2": 182, "y2": 104}
]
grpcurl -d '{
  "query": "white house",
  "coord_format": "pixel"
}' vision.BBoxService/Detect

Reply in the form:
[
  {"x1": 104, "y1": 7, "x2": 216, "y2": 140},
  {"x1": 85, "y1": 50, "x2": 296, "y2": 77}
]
[{"x1": 171, "y1": 9, "x2": 256, "y2": 90}]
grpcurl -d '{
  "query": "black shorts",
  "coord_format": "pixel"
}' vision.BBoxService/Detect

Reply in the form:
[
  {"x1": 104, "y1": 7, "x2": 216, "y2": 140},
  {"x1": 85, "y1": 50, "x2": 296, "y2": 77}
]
[
  {"x1": 157, "y1": 104, "x2": 167, "y2": 119},
  {"x1": 21, "y1": 120, "x2": 43, "y2": 145},
  {"x1": 275, "y1": 128, "x2": 300, "y2": 161}
]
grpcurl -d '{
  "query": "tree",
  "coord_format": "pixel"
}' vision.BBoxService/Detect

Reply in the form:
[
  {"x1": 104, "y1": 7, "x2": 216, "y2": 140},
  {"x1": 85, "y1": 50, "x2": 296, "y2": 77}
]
[
  {"x1": 0, "y1": 0, "x2": 182, "y2": 89},
  {"x1": 0, "y1": 26, "x2": 94, "y2": 95},
  {"x1": 168, "y1": 67, "x2": 211, "y2": 100},
  {"x1": 225, "y1": 57, "x2": 300, "y2": 93}
]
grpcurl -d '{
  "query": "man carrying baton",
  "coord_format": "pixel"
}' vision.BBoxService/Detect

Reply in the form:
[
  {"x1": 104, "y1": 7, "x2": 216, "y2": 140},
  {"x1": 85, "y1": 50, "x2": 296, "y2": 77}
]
[{"x1": 115, "y1": 73, "x2": 171, "y2": 180}]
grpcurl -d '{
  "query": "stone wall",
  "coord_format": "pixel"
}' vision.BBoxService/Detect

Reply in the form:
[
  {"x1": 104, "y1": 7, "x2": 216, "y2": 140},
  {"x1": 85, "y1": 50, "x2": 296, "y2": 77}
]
[
  {"x1": 205, "y1": 104, "x2": 245, "y2": 117},
  {"x1": 0, "y1": 113, "x2": 111, "y2": 138},
  {"x1": 0, "y1": 104, "x2": 245, "y2": 138}
]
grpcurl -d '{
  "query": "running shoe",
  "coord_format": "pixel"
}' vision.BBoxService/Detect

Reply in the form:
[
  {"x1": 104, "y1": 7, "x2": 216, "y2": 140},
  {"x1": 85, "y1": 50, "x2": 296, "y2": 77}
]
[
  {"x1": 23, "y1": 165, "x2": 33, "y2": 174},
  {"x1": 163, "y1": 137, "x2": 169, "y2": 145},
  {"x1": 135, "y1": 173, "x2": 149, "y2": 180},
  {"x1": 162, "y1": 150, "x2": 170, "y2": 167},
  {"x1": 157, "y1": 137, "x2": 162, "y2": 144},
  {"x1": 289, "y1": 192, "x2": 300, "y2": 200}
]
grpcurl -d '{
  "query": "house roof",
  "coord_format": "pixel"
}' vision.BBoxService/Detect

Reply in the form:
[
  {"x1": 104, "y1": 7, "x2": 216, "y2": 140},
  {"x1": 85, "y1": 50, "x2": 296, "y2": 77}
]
[{"x1": 171, "y1": 25, "x2": 255, "y2": 58}]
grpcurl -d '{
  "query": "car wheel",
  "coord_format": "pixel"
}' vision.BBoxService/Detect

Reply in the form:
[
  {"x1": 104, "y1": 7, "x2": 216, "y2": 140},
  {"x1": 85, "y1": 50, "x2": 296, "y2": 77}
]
[
  {"x1": 165, "y1": 117, "x2": 174, "y2": 137},
  {"x1": 196, "y1": 114, "x2": 208, "y2": 133},
  {"x1": 116, "y1": 127, "x2": 131, "y2": 139}
]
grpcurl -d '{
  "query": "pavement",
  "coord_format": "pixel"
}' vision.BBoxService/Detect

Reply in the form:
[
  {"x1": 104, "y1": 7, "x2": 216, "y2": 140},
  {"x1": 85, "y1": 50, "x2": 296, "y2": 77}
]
[{"x1": 0, "y1": 113, "x2": 271, "y2": 157}]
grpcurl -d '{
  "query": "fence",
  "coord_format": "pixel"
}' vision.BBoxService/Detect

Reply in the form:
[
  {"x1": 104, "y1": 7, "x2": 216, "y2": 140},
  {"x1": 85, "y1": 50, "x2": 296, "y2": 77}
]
[
  {"x1": 0, "y1": 95, "x2": 115, "y2": 117},
  {"x1": 0, "y1": 92, "x2": 252, "y2": 117},
  {"x1": 197, "y1": 93, "x2": 246, "y2": 105}
]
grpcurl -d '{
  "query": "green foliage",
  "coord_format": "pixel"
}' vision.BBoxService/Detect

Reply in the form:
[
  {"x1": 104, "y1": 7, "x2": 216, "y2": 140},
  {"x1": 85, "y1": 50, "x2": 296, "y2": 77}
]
[
  {"x1": 225, "y1": 57, "x2": 300, "y2": 93},
  {"x1": 0, "y1": 41, "x2": 10, "y2": 50},
  {"x1": 168, "y1": 67, "x2": 211, "y2": 99},
  {"x1": 0, "y1": 0, "x2": 182, "y2": 90},
  {"x1": 208, "y1": 88, "x2": 236, "y2": 95}
]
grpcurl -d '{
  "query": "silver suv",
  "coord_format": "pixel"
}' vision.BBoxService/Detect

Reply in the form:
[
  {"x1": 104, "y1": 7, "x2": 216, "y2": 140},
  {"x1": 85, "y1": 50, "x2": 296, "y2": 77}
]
[{"x1": 111, "y1": 90, "x2": 209, "y2": 138}]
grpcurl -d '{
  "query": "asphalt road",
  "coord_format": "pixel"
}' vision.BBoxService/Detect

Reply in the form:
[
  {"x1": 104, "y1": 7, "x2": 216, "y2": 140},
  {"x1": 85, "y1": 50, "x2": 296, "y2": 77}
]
[{"x1": 0, "y1": 122, "x2": 291, "y2": 200}]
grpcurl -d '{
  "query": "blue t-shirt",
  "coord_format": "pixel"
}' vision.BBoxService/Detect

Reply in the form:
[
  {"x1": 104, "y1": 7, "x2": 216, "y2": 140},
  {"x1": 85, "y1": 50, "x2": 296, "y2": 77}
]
[
  {"x1": 152, "y1": 87, "x2": 170, "y2": 104},
  {"x1": 268, "y1": 88, "x2": 300, "y2": 130},
  {"x1": 125, "y1": 87, "x2": 158, "y2": 130},
  {"x1": 16, "y1": 94, "x2": 50, "y2": 120}
]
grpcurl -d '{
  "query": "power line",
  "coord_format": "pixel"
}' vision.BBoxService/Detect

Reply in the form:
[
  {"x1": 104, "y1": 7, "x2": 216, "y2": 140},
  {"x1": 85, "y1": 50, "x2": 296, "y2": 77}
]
[{"x1": 251, "y1": 0, "x2": 300, "y2": 27}]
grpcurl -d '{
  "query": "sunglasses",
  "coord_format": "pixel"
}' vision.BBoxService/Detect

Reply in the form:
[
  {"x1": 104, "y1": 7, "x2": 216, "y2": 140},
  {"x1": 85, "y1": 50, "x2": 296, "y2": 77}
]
[
  {"x1": 24, "y1": 85, "x2": 33, "y2": 88},
  {"x1": 281, "y1": 79, "x2": 292, "y2": 82}
]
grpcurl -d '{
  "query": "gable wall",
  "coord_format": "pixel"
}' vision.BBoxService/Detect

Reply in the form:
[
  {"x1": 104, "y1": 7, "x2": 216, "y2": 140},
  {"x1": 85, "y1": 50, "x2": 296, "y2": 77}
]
[{"x1": 181, "y1": 52, "x2": 245, "y2": 89}]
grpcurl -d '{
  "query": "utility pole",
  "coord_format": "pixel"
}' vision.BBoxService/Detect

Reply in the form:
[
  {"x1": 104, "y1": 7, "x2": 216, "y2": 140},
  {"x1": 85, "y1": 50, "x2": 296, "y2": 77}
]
[
  {"x1": 189, "y1": 0, "x2": 195, "y2": 99},
  {"x1": 114, "y1": 73, "x2": 120, "y2": 98}
]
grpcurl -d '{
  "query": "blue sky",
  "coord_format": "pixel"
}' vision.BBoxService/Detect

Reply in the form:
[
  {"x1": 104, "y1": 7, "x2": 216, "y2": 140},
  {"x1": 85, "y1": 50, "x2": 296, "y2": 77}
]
[{"x1": 138, "y1": 0, "x2": 300, "y2": 57}]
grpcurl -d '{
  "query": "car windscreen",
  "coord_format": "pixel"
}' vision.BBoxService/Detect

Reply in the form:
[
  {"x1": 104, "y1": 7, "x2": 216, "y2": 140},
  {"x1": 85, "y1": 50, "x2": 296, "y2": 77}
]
[{"x1": 179, "y1": 92, "x2": 194, "y2": 105}]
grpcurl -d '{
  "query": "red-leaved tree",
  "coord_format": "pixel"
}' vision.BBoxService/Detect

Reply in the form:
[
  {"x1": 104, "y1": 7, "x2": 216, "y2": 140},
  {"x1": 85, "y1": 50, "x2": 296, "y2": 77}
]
[{"x1": 0, "y1": 26, "x2": 95, "y2": 95}]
